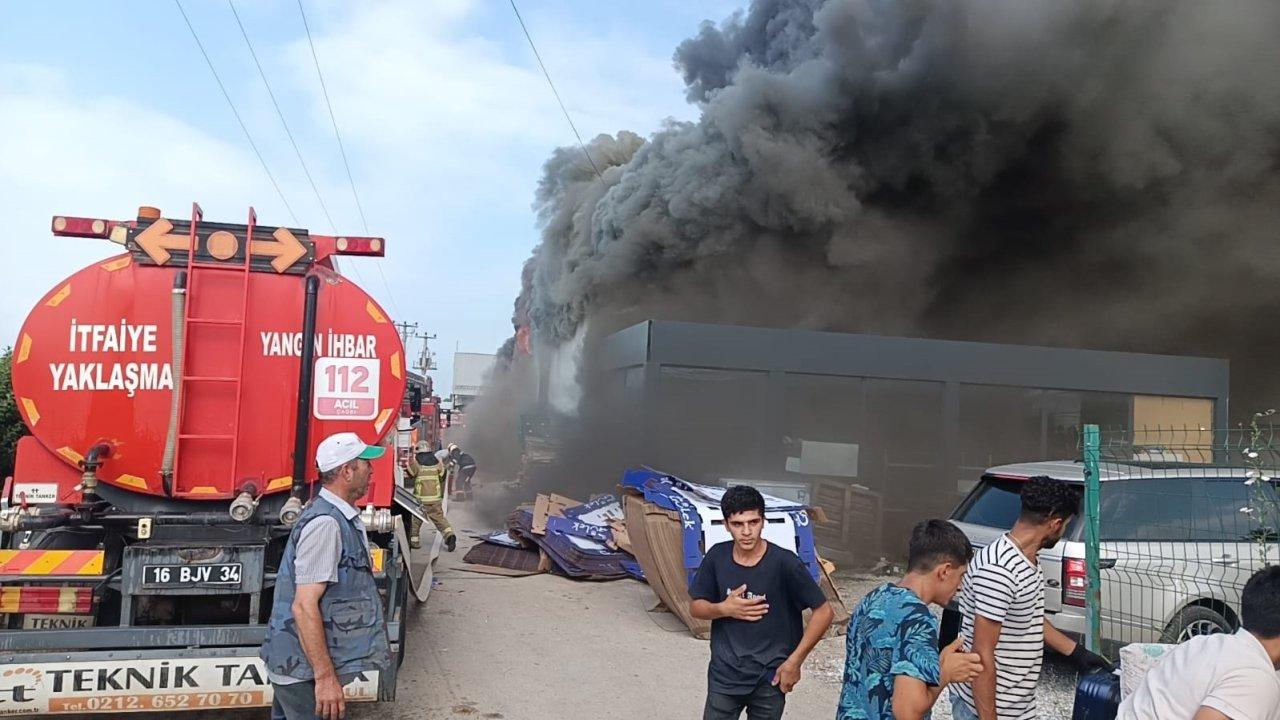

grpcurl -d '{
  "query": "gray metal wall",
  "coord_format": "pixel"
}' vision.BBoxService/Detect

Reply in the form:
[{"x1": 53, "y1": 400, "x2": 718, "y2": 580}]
[{"x1": 597, "y1": 321, "x2": 1230, "y2": 556}]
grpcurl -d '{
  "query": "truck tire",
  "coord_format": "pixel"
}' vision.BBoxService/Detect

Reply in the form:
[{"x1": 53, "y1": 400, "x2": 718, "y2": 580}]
[{"x1": 1160, "y1": 605, "x2": 1233, "y2": 643}]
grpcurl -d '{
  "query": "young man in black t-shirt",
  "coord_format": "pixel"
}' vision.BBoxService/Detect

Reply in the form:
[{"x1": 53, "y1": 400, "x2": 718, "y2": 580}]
[{"x1": 690, "y1": 485, "x2": 834, "y2": 720}]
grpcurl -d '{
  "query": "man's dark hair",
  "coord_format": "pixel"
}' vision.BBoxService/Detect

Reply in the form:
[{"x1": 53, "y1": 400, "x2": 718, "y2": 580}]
[
  {"x1": 907, "y1": 519, "x2": 974, "y2": 572},
  {"x1": 1019, "y1": 476, "x2": 1082, "y2": 524},
  {"x1": 722, "y1": 485, "x2": 766, "y2": 520},
  {"x1": 1242, "y1": 565, "x2": 1280, "y2": 638},
  {"x1": 417, "y1": 452, "x2": 438, "y2": 466}
]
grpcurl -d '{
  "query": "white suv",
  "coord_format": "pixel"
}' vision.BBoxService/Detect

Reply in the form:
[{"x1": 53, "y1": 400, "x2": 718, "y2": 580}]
[{"x1": 944, "y1": 461, "x2": 1278, "y2": 648}]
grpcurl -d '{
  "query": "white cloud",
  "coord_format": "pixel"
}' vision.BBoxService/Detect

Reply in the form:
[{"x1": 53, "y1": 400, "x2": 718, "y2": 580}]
[
  {"x1": 0, "y1": 0, "x2": 698, "y2": 392},
  {"x1": 0, "y1": 61, "x2": 286, "y2": 346},
  {"x1": 270, "y1": 0, "x2": 698, "y2": 377},
  {"x1": 279, "y1": 0, "x2": 694, "y2": 220}
]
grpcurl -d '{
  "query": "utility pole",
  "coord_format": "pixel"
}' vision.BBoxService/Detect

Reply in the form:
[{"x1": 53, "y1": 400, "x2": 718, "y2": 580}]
[
  {"x1": 394, "y1": 321, "x2": 418, "y2": 347},
  {"x1": 415, "y1": 332, "x2": 438, "y2": 373},
  {"x1": 394, "y1": 321, "x2": 438, "y2": 374}
]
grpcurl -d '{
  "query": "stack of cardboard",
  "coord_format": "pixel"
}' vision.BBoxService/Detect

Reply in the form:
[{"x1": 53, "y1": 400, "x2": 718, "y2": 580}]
[
  {"x1": 508, "y1": 499, "x2": 632, "y2": 580},
  {"x1": 463, "y1": 468, "x2": 849, "y2": 638}
]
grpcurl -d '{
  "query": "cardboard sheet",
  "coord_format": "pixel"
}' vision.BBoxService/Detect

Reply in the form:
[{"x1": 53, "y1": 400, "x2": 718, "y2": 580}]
[
  {"x1": 621, "y1": 491, "x2": 711, "y2": 639},
  {"x1": 509, "y1": 507, "x2": 631, "y2": 580},
  {"x1": 462, "y1": 540, "x2": 543, "y2": 575}
]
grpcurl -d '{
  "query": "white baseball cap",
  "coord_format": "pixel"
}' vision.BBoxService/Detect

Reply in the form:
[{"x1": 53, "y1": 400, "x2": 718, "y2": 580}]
[{"x1": 316, "y1": 432, "x2": 386, "y2": 472}]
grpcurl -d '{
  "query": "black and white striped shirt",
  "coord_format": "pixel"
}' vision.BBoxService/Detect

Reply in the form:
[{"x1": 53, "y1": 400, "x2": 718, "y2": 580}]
[{"x1": 952, "y1": 534, "x2": 1045, "y2": 720}]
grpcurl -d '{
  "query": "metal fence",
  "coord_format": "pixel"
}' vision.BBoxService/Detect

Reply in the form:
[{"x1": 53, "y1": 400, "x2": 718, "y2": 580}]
[{"x1": 1081, "y1": 419, "x2": 1280, "y2": 656}]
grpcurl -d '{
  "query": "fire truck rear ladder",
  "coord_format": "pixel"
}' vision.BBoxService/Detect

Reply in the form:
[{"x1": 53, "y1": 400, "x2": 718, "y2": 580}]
[
  {"x1": 172, "y1": 204, "x2": 255, "y2": 498},
  {"x1": 118, "y1": 206, "x2": 264, "y2": 628}
]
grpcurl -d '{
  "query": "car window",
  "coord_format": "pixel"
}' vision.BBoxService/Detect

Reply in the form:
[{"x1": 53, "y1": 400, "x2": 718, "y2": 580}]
[
  {"x1": 1100, "y1": 478, "x2": 1276, "y2": 541},
  {"x1": 1099, "y1": 478, "x2": 1193, "y2": 541},
  {"x1": 952, "y1": 477, "x2": 1027, "y2": 529},
  {"x1": 954, "y1": 476, "x2": 1087, "y2": 537},
  {"x1": 1191, "y1": 478, "x2": 1276, "y2": 542}
]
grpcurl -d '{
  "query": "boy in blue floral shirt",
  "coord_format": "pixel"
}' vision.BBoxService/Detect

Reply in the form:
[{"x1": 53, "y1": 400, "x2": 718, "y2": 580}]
[{"x1": 837, "y1": 520, "x2": 982, "y2": 720}]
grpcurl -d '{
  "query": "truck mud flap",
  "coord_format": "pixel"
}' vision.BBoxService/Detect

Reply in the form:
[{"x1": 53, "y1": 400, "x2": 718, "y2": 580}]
[
  {"x1": 392, "y1": 485, "x2": 429, "y2": 524},
  {"x1": 393, "y1": 516, "x2": 439, "y2": 603}
]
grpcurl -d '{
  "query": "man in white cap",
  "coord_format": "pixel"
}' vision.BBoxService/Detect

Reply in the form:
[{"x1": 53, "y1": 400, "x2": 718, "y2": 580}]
[{"x1": 261, "y1": 432, "x2": 390, "y2": 720}]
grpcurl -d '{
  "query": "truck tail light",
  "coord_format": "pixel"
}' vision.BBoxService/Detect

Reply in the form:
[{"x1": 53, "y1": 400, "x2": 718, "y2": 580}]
[
  {"x1": 334, "y1": 236, "x2": 384, "y2": 256},
  {"x1": 0, "y1": 586, "x2": 94, "y2": 614},
  {"x1": 1064, "y1": 558, "x2": 1087, "y2": 607},
  {"x1": 51, "y1": 215, "x2": 130, "y2": 245},
  {"x1": 311, "y1": 235, "x2": 386, "y2": 265},
  {"x1": 52, "y1": 216, "x2": 109, "y2": 238}
]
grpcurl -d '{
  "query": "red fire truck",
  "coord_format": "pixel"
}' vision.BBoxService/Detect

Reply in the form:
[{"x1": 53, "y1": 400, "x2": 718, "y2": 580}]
[
  {"x1": 0, "y1": 204, "x2": 434, "y2": 715},
  {"x1": 404, "y1": 370, "x2": 443, "y2": 453}
]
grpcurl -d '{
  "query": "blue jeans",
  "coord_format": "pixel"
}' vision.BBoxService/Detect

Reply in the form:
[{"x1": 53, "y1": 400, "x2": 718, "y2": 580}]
[
  {"x1": 703, "y1": 682, "x2": 786, "y2": 720},
  {"x1": 271, "y1": 676, "x2": 359, "y2": 720},
  {"x1": 950, "y1": 691, "x2": 979, "y2": 720},
  {"x1": 271, "y1": 681, "x2": 323, "y2": 720}
]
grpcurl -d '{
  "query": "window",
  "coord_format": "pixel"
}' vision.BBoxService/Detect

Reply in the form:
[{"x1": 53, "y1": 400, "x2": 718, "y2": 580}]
[
  {"x1": 954, "y1": 475, "x2": 1090, "y2": 537},
  {"x1": 958, "y1": 385, "x2": 1045, "y2": 472},
  {"x1": 1190, "y1": 479, "x2": 1276, "y2": 542},
  {"x1": 1100, "y1": 478, "x2": 1277, "y2": 541},
  {"x1": 952, "y1": 477, "x2": 1027, "y2": 530},
  {"x1": 1099, "y1": 479, "x2": 1195, "y2": 541}
]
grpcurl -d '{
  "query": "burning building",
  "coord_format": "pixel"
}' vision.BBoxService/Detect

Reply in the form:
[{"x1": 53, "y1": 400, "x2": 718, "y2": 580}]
[
  {"x1": 593, "y1": 319, "x2": 1227, "y2": 556},
  {"x1": 469, "y1": 0, "x2": 1280, "y2": 546}
]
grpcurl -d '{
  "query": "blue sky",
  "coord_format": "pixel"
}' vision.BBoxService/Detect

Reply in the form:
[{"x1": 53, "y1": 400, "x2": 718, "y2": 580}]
[{"x1": 0, "y1": 0, "x2": 737, "y2": 392}]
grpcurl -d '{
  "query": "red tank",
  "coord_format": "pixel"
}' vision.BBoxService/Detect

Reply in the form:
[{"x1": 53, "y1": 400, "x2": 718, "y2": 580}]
[{"x1": 10, "y1": 206, "x2": 407, "y2": 502}]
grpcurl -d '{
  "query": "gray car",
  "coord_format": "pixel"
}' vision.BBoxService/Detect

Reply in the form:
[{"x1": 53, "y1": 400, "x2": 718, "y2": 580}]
[{"x1": 944, "y1": 461, "x2": 1279, "y2": 648}]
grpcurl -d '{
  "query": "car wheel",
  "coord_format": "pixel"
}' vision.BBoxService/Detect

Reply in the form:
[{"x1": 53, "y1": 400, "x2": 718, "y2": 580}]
[{"x1": 1160, "y1": 605, "x2": 1233, "y2": 643}]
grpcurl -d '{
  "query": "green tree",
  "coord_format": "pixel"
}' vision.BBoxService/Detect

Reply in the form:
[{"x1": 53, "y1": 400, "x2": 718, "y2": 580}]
[{"x1": 0, "y1": 348, "x2": 25, "y2": 478}]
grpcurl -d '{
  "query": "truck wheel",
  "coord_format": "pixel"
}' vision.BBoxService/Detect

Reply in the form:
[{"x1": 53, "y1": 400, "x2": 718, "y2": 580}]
[{"x1": 1160, "y1": 605, "x2": 1233, "y2": 643}]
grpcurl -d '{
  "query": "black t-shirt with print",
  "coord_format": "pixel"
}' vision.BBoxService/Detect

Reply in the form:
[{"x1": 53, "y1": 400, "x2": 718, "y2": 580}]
[{"x1": 690, "y1": 541, "x2": 829, "y2": 695}]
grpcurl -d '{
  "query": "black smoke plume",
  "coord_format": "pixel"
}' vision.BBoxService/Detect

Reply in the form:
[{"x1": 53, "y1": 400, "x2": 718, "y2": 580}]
[{"x1": 466, "y1": 0, "x2": 1280, "y2": 494}]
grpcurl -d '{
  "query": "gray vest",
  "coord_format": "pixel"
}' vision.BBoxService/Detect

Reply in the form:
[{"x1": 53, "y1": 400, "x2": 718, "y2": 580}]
[{"x1": 260, "y1": 495, "x2": 391, "y2": 679}]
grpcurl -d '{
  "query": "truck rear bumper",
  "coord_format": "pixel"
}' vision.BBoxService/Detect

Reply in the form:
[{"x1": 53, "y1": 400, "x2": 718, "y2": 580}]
[
  {"x1": 0, "y1": 623, "x2": 268, "y2": 654},
  {"x1": 0, "y1": 623, "x2": 400, "y2": 715}
]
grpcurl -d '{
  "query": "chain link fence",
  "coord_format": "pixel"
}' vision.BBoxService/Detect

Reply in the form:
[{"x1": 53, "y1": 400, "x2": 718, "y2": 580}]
[{"x1": 1080, "y1": 419, "x2": 1280, "y2": 656}]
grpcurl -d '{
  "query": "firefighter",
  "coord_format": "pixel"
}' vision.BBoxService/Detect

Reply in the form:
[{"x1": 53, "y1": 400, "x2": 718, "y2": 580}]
[
  {"x1": 439, "y1": 443, "x2": 477, "y2": 501},
  {"x1": 454, "y1": 445, "x2": 477, "y2": 501},
  {"x1": 406, "y1": 441, "x2": 456, "y2": 552}
]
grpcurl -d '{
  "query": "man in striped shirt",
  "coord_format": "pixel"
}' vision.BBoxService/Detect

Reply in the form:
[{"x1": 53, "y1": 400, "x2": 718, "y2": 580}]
[{"x1": 950, "y1": 476, "x2": 1111, "y2": 720}]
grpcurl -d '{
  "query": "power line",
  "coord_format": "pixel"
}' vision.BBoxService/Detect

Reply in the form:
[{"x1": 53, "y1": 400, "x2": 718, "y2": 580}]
[
  {"x1": 508, "y1": 0, "x2": 605, "y2": 183},
  {"x1": 371, "y1": 252, "x2": 401, "y2": 321},
  {"x1": 227, "y1": 0, "x2": 338, "y2": 232},
  {"x1": 296, "y1": 0, "x2": 402, "y2": 320},
  {"x1": 174, "y1": 0, "x2": 300, "y2": 226},
  {"x1": 296, "y1": 0, "x2": 368, "y2": 234}
]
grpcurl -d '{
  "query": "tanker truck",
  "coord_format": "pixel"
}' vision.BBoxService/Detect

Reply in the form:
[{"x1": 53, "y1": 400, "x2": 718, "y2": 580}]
[{"x1": 0, "y1": 204, "x2": 438, "y2": 715}]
